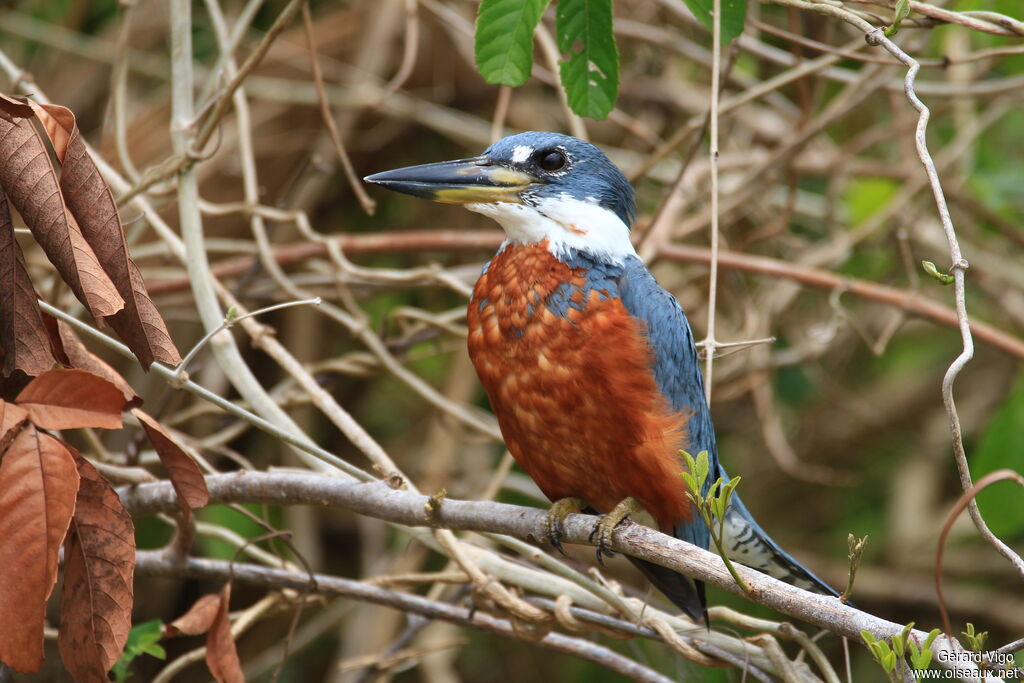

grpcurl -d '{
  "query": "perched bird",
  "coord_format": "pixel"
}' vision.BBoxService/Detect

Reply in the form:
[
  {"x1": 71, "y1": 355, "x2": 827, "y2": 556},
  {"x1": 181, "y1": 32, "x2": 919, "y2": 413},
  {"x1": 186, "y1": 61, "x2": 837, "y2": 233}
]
[{"x1": 365, "y1": 131, "x2": 839, "y2": 621}]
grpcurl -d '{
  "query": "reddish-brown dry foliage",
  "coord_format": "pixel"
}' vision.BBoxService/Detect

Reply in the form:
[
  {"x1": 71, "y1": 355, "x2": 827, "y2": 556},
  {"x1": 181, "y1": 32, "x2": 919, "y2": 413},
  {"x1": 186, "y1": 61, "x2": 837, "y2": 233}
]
[
  {"x1": 164, "y1": 593, "x2": 223, "y2": 637},
  {"x1": 0, "y1": 95, "x2": 123, "y2": 320},
  {"x1": 0, "y1": 371, "x2": 206, "y2": 676},
  {"x1": 58, "y1": 452, "x2": 136, "y2": 683},
  {"x1": 0, "y1": 400, "x2": 27, "y2": 451},
  {"x1": 0, "y1": 93, "x2": 180, "y2": 375},
  {"x1": 0, "y1": 425, "x2": 79, "y2": 672},
  {"x1": 0, "y1": 193, "x2": 54, "y2": 375},
  {"x1": 15, "y1": 368, "x2": 126, "y2": 430},
  {"x1": 54, "y1": 319, "x2": 141, "y2": 406},
  {"x1": 0, "y1": 118, "x2": 198, "y2": 675},
  {"x1": 206, "y1": 583, "x2": 245, "y2": 683},
  {"x1": 133, "y1": 407, "x2": 210, "y2": 509},
  {"x1": 28, "y1": 101, "x2": 180, "y2": 369}
]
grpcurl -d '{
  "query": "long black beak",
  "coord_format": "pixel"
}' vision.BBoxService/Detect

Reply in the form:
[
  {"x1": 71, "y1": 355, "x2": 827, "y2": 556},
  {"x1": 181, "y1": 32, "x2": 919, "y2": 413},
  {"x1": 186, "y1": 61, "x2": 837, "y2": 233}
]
[{"x1": 363, "y1": 156, "x2": 540, "y2": 204}]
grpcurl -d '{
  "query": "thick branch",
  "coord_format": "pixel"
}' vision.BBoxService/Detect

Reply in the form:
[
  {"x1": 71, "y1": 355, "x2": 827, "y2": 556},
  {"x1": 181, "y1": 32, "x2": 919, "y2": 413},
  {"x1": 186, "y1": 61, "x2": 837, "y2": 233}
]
[{"x1": 118, "y1": 470, "x2": 982, "y2": 678}]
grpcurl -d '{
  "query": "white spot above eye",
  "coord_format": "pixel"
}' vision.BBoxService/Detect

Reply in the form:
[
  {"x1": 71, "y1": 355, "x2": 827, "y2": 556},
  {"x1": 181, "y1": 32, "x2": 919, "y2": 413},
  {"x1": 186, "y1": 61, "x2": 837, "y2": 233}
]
[{"x1": 511, "y1": 145, "x2": 533, "y2": 164}]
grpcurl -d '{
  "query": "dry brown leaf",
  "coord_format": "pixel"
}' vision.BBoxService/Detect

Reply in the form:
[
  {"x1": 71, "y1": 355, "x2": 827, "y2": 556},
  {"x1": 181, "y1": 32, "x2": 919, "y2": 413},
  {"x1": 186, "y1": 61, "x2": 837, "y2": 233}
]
[
  {"x1": 16, "y1": 368, "x2": 126, "y2": 430},
  {"x1": 0, "y1": 191, "x2": 55, "y2": 376},
  {"x1": 54, "y1": 319, "x2": 140, "y2": 407},
  {"x1": 132, "y1": 408, "x2": 209, "y2": 509},
  {"x1": 206, "y1": 583, "x2": 244, "y2": 683},
  {"x1": 164, "y1": 593, "x2": 222, "y2": 637},
  {"x1": 0, "y1": 425, "x2": 79, "y2": 672},
  {"x1": 28, "y1": 101, "x2": 181, "y2": 369},
  {"x1": 0, "y1": 96, "x2": 123, "y2": 319},
  {"x1": 58, "y1": 451, "x2": 135, "y2": 683},
  {"x1": 0, "y1": 399, "x2": 28, "y2": 452}
]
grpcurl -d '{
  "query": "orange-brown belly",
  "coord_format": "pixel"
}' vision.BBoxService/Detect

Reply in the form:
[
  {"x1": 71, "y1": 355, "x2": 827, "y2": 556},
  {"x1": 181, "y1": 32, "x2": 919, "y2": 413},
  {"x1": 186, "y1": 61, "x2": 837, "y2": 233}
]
[{"x1": 467, "y1": 243, "x2": 693, "y2": 528}]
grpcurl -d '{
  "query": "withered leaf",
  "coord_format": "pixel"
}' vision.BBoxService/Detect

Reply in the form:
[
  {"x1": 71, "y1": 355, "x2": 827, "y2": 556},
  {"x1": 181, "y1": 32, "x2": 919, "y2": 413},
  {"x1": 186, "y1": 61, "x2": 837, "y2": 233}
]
[
  {"x1": 0, "y1": 99, "x2": 124, "y2": 319},
  {"x1": 0, "y1": 399, "x2": 28, "y2": 451},
  {"x1": 0, "y1": 93, "x2": 33, "y2": 118},
  {"x1": 54, "y1": 318, "x2": 140, "y2": 407},
  {"x1": 29, "y1": 102, "x2": 180, "y2": 369},
  {"x1": 59, "y1": 450, "x2": 135, "y2": 683},
  {"x1": 164, "y1": 593, "x2": 222, "y2": 637},
  {"x1": 0, "y1": 425, "x2": 79, "y2": 672},
  {"x1": 16, "y1": 367, "x2": 126, "y2": 430},
  {"x1": 132, "y1": 408, "x2": 209, "y2": 509},
  {"x1": 0, "y1": 191, "x2": 55, "y2": 376},
  {"x1": 206, "y1": 583, "x2": 244, "y2": 683}
]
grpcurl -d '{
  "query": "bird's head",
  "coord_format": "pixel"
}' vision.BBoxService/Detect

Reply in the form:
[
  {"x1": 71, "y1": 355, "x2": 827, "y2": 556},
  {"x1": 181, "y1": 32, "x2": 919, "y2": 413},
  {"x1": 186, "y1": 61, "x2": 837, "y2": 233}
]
[{"x1": 364, "y1": 131, "x2": 637, "y2": 262}]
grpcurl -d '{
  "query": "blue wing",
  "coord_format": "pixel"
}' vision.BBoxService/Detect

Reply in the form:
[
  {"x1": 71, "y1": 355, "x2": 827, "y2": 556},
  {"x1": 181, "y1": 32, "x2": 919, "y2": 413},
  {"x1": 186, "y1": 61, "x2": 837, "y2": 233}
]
[
  {"x1": 618, "y1": 256, "x2": 717, "y2": 546},
  {"x1": 618, "y1": 256, "x2": 841, "y2": 612}
]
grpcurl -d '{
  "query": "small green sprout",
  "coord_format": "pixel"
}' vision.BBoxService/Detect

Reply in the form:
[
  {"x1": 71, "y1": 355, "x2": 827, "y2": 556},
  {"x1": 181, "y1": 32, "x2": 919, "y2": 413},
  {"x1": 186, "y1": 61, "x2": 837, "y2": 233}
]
[
  {"x1": 862, "y1": 623, "x2": 941, "y2": 681},
  {"x1": 111, "y1": 619, "x2": 166, "y2": 682},
  {"x1": 922, "y1": 260, "x2": 955, "y2": 285},
  {"x1": 962, "y1": 623, "x2": 988, "y2": 653},
  {"x1": 884, "y1": 0, "x2": 911, "y2": 36},
  {"x1": 680, "y1": 449, "x2": 748, "y2": 593}
]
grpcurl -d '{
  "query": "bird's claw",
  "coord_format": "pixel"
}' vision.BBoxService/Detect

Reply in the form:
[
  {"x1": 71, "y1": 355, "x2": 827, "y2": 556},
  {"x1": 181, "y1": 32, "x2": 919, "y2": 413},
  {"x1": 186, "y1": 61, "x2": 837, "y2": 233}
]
[
  {"x1": 544, "y1": 497, "x2": 586, "y2": 555},
  {"x1": 590, "y1": 497, "x2": 643, "y2": 566}
]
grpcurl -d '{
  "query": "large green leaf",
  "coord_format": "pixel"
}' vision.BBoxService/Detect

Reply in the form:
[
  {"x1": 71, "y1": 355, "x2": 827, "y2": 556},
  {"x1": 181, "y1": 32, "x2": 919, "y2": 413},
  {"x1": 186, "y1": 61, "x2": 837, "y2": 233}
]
[
  {"x1": 973, "y1": 370, "x2": 1024, "y2": 537},
  {"x1": 556, "y1": 0, "x2": 619, "y2": 120},
  {"x1": 684, "y1": 0, "x2": 747, "y2": 43},
  {"x1": 475, "y1": 0, "x2": 552, "y2": 86}
]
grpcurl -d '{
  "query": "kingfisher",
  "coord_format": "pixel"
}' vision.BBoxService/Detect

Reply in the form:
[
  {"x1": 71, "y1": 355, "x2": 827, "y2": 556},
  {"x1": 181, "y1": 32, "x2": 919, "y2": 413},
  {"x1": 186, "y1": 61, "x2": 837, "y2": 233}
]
[{"x1": 365, "y1": 131, "x2": 839, "y2": 621}]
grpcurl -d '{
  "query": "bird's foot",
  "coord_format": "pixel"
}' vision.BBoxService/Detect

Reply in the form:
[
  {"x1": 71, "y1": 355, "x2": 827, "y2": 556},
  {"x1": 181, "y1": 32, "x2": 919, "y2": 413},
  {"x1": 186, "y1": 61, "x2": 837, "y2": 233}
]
[
  {"x1": 544, "y1": 497, "x2": 586, "y2": 555},
  {"x1": 589, "y1": 497, "x2": 643, "y2": 566}
]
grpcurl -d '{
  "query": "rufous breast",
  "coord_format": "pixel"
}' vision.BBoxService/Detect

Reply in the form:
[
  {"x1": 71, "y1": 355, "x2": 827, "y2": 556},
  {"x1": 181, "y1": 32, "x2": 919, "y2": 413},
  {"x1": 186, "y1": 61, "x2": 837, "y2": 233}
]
[{"x1": 467, "y1": 242, "x2": 694, "y2": 528}]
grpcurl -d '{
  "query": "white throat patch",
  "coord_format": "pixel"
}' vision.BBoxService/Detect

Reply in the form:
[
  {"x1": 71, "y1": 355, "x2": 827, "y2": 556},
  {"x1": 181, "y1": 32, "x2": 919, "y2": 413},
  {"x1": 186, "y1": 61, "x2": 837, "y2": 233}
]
[{"x1": 467, "y1": 194, "x2": 636, "y2": 264}]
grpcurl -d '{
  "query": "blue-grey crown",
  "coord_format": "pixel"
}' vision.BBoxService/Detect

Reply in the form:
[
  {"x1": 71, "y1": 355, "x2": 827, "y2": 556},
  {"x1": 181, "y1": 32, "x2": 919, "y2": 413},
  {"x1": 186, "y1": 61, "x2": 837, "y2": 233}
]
[{"x1": 484, "y1": 132, "x2": 637, "y2": 228}]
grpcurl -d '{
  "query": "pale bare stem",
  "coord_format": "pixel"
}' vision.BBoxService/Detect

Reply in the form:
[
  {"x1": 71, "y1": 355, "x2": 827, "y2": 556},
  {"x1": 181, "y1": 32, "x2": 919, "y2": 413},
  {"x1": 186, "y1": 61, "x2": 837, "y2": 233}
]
[
  {"x1": 702, "y1": 0, "x2": 723, "y2": 403},
  {"x1": 201, "y1": 0, "x2": 410, "y2": 480},
  {"x1": 38, "y1": 300, "x2": 369, "y2": 479},
  {"x1": 374, "y1": 0, "x2": 421, "y2": 103},
  {"x1": 767, "y1": 0, "x2": 1024, "y2": 582},
  {"x1": 171, "y1": 297, "x2": 322, "y2": 385},
  {"x1": 110, "y1": 1, "x2": 141, "y2": 183},
  {"x1": 168, "y1": 0, "x2": 341, "y2": 476},
  {"x1": 491, "y1": 85, "x2": 513, "y2": 143},
  {"x1": 535, "y1": 23, "x2": 588, "y2": 140},
  {"x1": 137, "y1": 554, "x2": 681, "y2": 683},
  {"x1": 300, "y1": 2, "x2": 377, "y2": 215}
]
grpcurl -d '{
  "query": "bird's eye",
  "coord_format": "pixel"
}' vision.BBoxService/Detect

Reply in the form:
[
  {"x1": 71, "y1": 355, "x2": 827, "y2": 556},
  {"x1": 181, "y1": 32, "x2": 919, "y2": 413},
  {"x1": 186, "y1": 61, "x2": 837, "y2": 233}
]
[{"x1": 539, "y1": 150, "x2": 566, "y2": 172}]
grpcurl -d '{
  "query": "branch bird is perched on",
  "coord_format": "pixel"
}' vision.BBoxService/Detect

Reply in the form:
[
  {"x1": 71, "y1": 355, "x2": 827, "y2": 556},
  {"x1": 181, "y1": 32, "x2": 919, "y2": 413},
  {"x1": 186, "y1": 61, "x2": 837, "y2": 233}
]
[{"x1": 365, "y1": 131, "x2": 839, "y2": 621}]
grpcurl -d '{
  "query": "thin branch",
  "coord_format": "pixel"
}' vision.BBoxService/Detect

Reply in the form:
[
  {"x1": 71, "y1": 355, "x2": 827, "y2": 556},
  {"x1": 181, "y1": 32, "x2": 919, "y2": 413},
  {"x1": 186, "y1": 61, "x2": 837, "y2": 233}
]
[
  {"x1": 135, "y1": 553, "x2": 678, "y2": 683},
  {"x1": 145, "y1": 231, "x2": 1024, "y2": 360}
]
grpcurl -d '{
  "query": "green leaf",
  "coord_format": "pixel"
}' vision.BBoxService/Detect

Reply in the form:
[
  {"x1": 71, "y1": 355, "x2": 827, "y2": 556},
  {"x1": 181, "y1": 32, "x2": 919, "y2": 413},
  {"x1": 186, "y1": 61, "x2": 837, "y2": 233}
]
[
  {"x1": 475, "y1": 0, "x2": 552, "y2": 86},
  {"x1": 885, "y1": 0, "x2": 911, "y2": 36},
  {"x1": 683, "y1": 0, "x2": 747, "y2": 43},
  {"x1": 974, "y1": 371, "x2": 1024, "y2": 537},
  {"x1": 555, "y1": 0, "x2": 619, "y2": 119},
  {"x1": 112, "y1": 620, "x2": 166, "y2": 682},
  {"x1": 695, "y1": 450, "x2": 710, "y2": 485},
  {"x1": 882, "y1": 650, "x2": 897, "y2": 672}
]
